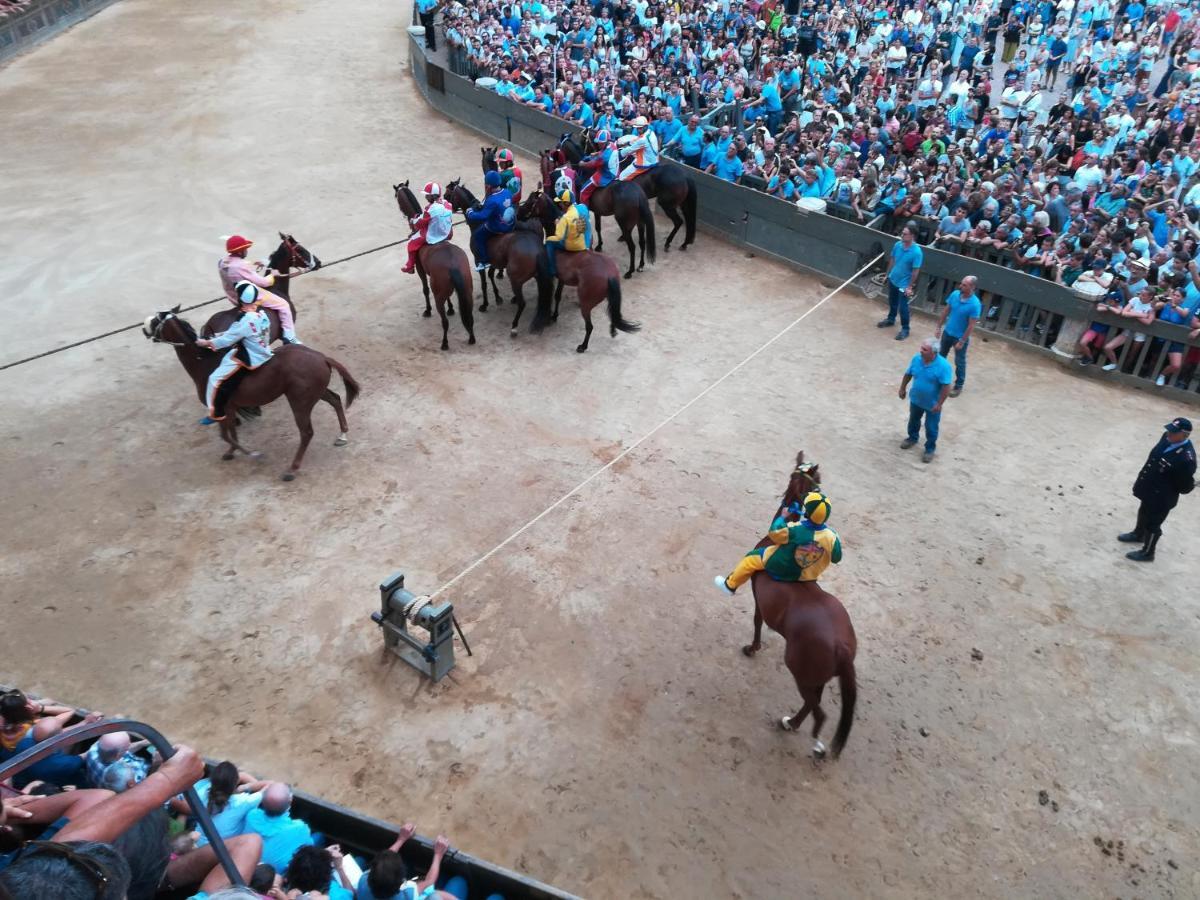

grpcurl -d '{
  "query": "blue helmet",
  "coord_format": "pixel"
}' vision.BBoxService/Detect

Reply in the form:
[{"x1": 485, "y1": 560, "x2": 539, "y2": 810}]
[{"x1": 484, "y1": 170, "x2": 502, "y2": 188}]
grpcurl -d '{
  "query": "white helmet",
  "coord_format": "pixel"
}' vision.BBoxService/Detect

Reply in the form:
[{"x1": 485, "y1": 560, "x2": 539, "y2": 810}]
[{"x1": 423, "y1": 181, "x2": 442, "y2": 197}]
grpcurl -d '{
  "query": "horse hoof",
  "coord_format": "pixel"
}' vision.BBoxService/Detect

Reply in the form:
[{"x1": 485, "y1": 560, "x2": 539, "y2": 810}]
[
  {"x1": 248, "y1": 451, "x2": 264, "y2": 460},
  {"x1": 779, "y1": 716, "x2": 796, "y2": 732},
  {"x1": 221, "y1": 452, "x2": 235, "y2": 461},
  {"x1": 441, "y1": 343, "x2": 449, "y2": 351},
  {"x1": 576, "y1": 345, "x2": 587, "y2": 353},
  {"x1": 468, "y1": 336, "x2": 476, "y2": 345},
  {"x1": 624, "y1": 272, "x2": 633, "y2": 280},
  {"x1": 510, "y1": 328, "x2": 518, "y2": 338},
  {"x1": 741, "y1": 644, "x2": 759, "y2": 657},
  {"x1": 812, "y1": 741, "x2": 827, "y2": 759},
  {"x1": 551, "y1": 313, "x2": 558, "y2": 322},
  {"x1": 333, "y1": 435, "x2": 348, "y2": 447},
  {"x1": 423, "y1": 310, "x2": 432, "y2": 318},
  {"x1": 281, "y1": 471, "x2": 296, "y2": 482},
  {"x1": 479, "y1": 305, "x2": 488, "y2": 313}
]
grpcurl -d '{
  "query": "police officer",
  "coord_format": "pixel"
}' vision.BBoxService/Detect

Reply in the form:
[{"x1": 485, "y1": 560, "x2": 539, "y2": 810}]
[{"x1": 1118, "y1": 417, "x2": 1196, "y2": 562}]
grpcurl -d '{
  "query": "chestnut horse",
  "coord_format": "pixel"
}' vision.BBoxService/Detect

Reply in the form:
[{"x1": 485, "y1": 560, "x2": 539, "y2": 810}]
[
  {"x1": 443, "y1": 179, "x2": 549, "y2": 336},
  {"x1": 203, "y1": 233, "x2": 321, "y2": 342},
  {"x1": 520, "y1": 189, "x2": 640, "y2": 352},
  {"x1": 742, "y1": 452, "x2": 858, "y2": 758},
  {"x1": 540, "y1": 144, "x2": 655, "y2": 279},
  {"x1": 393, "y1": 182, "x2": 476, "y2": 351},
  {"x1": 143, "y1": 307, "x2": 359, "y2": 481}
]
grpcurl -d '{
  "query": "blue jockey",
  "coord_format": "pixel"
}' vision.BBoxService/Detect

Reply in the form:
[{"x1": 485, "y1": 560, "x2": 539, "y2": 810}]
[
  {"x1": 578, "y1": 129, "x2": 620, "y2": 207},
  {"x1": 195, "y1": 281, "x2": 274, "y2": 426},
  {"x1": 465, "y1": 170, "x2": 515, "y2": 271}
]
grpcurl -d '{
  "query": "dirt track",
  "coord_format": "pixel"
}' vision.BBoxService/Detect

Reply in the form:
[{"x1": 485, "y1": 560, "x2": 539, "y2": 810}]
[{"x1": 2, "y1": 2, "x2": 1198, "y2": 898}]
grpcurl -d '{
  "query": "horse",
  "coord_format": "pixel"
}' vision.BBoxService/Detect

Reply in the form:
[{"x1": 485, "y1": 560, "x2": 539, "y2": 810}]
[
  {"x1": 559, "y1": 129, "x2": 696, "y2": 252},
  {"x1": 540, "y1": 143, "x2": 655, "y2": 279},
  {"x1": 203, "y1": 233, "x2": 321, "y2": 342},
  {"x1": 520, "y1": 189, "x2": 640, "y2": 352},
  {"x1": 741, "y1": 451, "x2": 858, "y2": 759},
  {"x1": 143, "y1": 307, "x2": 360, "y2": 481},
  {"x1": 443, "y1": 179, "x2": 549, "y2": 335},
  {"x1": 480, "y1": 146, "x2": 498, "y2": 175},
  {"x1": 392, "y1": 182, "x2": 477, "y2": 351}
]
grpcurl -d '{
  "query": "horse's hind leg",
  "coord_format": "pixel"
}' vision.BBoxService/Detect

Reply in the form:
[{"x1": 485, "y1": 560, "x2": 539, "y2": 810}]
[
  {"x1": 437, "y1": 299, "x2": 450, "y2": 351},
  {"x1": 742, "y1": 602, "x2": 764, "y2": 656},
  {"x1": 782, "y1": 684, "x2": 828, "y2": 758},
  {"x1": 418, "y1": 269, "x2": 433, "y2": 317},
  {"x1": 636, "y1": 222, "x2": 647, "y2": 271},
  {"x1": 553, "y1": 281, "x2": 564, "y2": 320},
  {"x1": 282, "y1": 395, "x2": 317, "y2": 481},
  {"x1": 509, "y1": 282, "x2": 525, "y2": 336},
  {"x1": 662, "y1": 202, "x2": 683, "y2": 252},
  {"x1": 621, "y1": 227, "x2": 637, "y2": 279},
  {"x1": 577, "y1": 307, "x2": 594, "y2": 353},
  {"x1": 489, "y1": 267, "x2": 505, "y2": 305},
  {"x1": 322, "y1": 388, "x2": 349, "y2": 446}
]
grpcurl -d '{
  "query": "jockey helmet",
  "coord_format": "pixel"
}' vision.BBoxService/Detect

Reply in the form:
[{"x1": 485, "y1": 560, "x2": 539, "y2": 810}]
[
  {"x1": 484, "y1": 170, "x2": 502, "y2": 188},
  {"x1": 225, "y1": 234, "x2": 253, "y2": 254},
  {"x1": 594, "y1": 129, "x2": 612, "y2": 144},
  {"x1": 555, "y1": 189, "x2": 573, "y2": 205},
  {"x1": 423, "y1": 181, "x2": 442, "y2": 197},
  {"x1": 495, "y1": 148, "x2": 514, "y2": 164},
  {"x1": 802, "y1": 491, "x2": 831, "y2": 526},
  {"x1": 234, "y1": 281, "x2": 260, "y2": 305},
  {"x1": 631, "y1": 116, "x2": 649, "y2": 129}
]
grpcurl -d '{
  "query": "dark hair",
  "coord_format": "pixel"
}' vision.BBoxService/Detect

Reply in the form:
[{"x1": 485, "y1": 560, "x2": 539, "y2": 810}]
[
  {"x1": 113, "y1": 808, "x2": 169, "y2": 900},
  {"x1": 367, "y1": 850, "x2": 409, "y2": 898},
  {"x1": 0, "y1": 840, "x2": 131, "y2": 900},
  {"x1": 250, "y1": 863, "x2": 277, "y2": 893},
  {"x1": 207, "y1": 761, "x2": 239, "y2": 815},
  {"x1": 285, "y1": 845, "x2": 334, "y2": 893},
  {"x1": 0, "y1": 692, "x2": 31, "y2": 725}
]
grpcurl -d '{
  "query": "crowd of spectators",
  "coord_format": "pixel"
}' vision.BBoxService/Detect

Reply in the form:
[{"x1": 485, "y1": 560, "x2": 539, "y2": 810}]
[
  {"x1": 0, "y1": 689, "x2": 502, "y2": 900},
  {"x1": 0, "y1": 0, "x2": 36, "y2": 21},
  {"x1": 437, "y1": 0, "x2": 1200, "y2": 382}
]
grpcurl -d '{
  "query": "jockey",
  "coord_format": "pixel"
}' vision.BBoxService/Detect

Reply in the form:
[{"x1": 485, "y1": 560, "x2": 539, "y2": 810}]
[
  {"x1": 494, "y1": 148, "x2": 524, "y2": 203},
  {"x1": 713, "y1": 492, "x2": 843, "y2": 595},
  {"x1": 544, "y1": 188, "x2": 593, "y2": 277},
  {"x1": 576, "y1": 128, "x2": 620, "y2": 207},
  {"x1": 402, "y1": 182, "x2": 454, "y2": 274},
  {"x1": 195, "y1": 281, "x2": 274, "y2": 426},
  {"x1": 618, "y1": 116, "x2": 660, "y2": 182},
  {"x1": 218, "y1": 235, "x2": 301, "y2": 345},
  {"x1": 465, "y1": 170, "x2": 515, "y2": 271}
]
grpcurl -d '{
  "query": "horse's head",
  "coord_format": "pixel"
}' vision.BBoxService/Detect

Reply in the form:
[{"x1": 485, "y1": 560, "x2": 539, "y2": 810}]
[
  {"x1": 393, "y1": 180, "x2": 421, "y2": 219},
  {"x1": 780, "y1": 452, "x2": 822, "y2": 520},
  {"x1": 516, "y1": 188, "x2": 541, "y2": 221},
  {"x1": 270, "y1": 232, "x2": 321, "y2": 273},
  {"x1": 444, "y1": 178, "x2": 477, "y2": 213},
  {"x1": 557, "y1": 132, "x2": 583, "y2": 164},
  {"x1": 481, "y1": 147, "x2": 498, "y2": 174},
  {"x1": 142, "y1": 305, "x2": 196, "y2": 346}
]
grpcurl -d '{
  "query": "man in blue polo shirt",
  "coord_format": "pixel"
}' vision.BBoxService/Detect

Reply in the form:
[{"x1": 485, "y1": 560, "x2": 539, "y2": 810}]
[
  {"x1": 708, "y1": 144, "x2": 744, "y2": 183},
  {"x1": 878, "y1": 222, "x2": 923, "y2": 341},
  {"x1": 935, "y1": 274, "x2": 982, "y2": 396},
  {"x1": 666, "y1": 114, "x2": 705, "y2": 168},
  {"x1": 899, "y1": 338, "x2": 954, "y2": 463}
]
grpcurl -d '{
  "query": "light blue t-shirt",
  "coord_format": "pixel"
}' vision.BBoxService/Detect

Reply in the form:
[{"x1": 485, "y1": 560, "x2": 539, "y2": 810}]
[
  {"x1": 889, "y1": 241, "x2": 924, "y2": 289},
  {"x1": 193, "y1": 780, "x2": 264, "y2": 844},
  {"x1": 943, "y1": 289, "x2": 982, "y2": 338},
  {"x1": 906, "y1": 353, "x2": 954, "y2": 410}
]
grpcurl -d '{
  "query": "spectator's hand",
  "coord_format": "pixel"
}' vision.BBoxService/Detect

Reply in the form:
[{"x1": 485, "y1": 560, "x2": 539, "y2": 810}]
[
  {"x1": 397, "y1": 822, "x2": 417, "y2": 843},
  {"x1": 434, "y1": 834, "x2": 450, "y2": 855},
  {"x1": 159, "y1": 745, "x2": 204, "y2": 793},
  {"x1": 327, "y1": 844, "x2": 345, "y2": 866},
  {"x1": 82, "y1": 712, "x2": 104, "y2": 725},
  {"x1": 898, "y1": 386, "x2": 907, "y2": 400},
  {"x1": 3, "y1": 795, "x2": 39, "y2": 820},
  {"x1": 955, "y1": 340, "x2": 964, "y2": 351},
  {"x1": 933, "y1": 402, "x2": 944, "y2": 413}
]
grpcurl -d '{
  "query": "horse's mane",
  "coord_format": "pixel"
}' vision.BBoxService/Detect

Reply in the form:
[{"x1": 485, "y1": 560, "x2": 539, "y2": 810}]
[
  {"x1": 454, "y1": 182, "x2": 479, "y2": 207},
  {"x1": 175, "y1": 317, "x2": 198, "y2": 342},
  {"x1": 398, "y1": 183, "x2": 419, "y2": 210}
]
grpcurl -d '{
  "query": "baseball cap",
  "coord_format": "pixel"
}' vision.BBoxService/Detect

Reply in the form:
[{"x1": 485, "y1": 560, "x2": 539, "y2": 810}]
[{"x1": 1165, "y1": 417, "x2": 1193, "y2": 435}]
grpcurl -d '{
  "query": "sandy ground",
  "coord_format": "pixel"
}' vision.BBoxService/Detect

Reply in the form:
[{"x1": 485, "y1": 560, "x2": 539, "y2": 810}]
[{"x1": 2, "y1": 3, "x2": 1199, "y2": 898}]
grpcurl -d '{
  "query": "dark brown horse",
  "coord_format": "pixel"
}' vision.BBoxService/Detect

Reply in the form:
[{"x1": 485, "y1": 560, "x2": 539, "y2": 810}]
[
  {"x1": 203, "y1": 233, "x2": 321, "y2": 342},
  {"x1": 393, "y1": 182, "x2": 476, "y2": 351},
  {"x1": 540, "y1": 145, "x2": 655, "y2": 279},
  {"x1": 143, "y1": 307, "x2": 359, "y2": 481},
  {"x1": 521, "y1": 190, "x2": 640, "y2": 352},
  {"x1": 742, "y1": 452, "x2": 858, "y2": 758},
  {"x1": 443, "y1": 179, "x2": 549, "y2": 336},
  {"x1": 560, "y1": 130, "x2": 697, "y2": 252}
]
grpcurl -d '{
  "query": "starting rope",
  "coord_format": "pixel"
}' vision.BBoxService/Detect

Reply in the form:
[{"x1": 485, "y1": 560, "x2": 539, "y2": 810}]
[
  {"x1": 426, "y1": 252, "x2": 885, "y2": 602},
  {"x1": 0, "y1": 239, "x2": 408, "y2": 373}
]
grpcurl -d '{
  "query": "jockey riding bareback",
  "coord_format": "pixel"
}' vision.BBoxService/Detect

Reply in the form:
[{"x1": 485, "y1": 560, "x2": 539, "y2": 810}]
[
  {"x1": 544, "y1": 188, "x2": 593, "y2": 277},
  {"x1": 464, "y1": 170, "x2": 515, "y2": 271},
  {"x1": 195, "y1": 281, "x2": 274, "y2": 426},
  {"x1": 618, "y1": 116, "x2": 659, "y2": 183},
  {"x1": 402, "y1": 182, "x2": 455, "y2": 274},
  {"x1": 576, "y1": 129, "x2": 620, "y2": 207},
  {"x1": 218, "y1": 235, "x2": 301, "y2": 344},
  {"x1": 495, "y1": 148, "x2": 523, "y2": 203}
]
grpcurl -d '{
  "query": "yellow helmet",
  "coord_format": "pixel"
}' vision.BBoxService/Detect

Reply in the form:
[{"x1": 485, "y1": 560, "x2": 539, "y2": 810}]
[
  {"x1": 802, "y1": 491, "x2": 831, "y2": 526},
  {"x1": 555, "y1": 189, "x2": 573, "y2": 205}
]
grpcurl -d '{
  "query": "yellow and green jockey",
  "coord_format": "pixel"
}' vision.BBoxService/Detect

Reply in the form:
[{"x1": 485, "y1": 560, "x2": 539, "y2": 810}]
[{"x1": 714, "y1": 491, "x2": 842, "y2": 595}]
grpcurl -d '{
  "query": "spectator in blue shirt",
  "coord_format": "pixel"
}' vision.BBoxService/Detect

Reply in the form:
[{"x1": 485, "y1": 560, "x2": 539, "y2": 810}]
[
  {"x1": 878, "y1": 222, "x2": 924, "y2": 341},
  {"x1": 666, "y1": 114, "x2": 705, "y2": 168},
  {"x1": 935, "y1": 276, "x2": 982, "y2": 395},
  {"x1": 708, "y1": 144, "x2": 744, "y2": 183},
  {"x1": 899, "y1": 338, "x2": 955, "y2": 462}
]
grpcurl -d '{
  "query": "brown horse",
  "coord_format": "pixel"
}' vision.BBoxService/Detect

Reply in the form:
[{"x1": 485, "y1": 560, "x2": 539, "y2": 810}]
[
  {"x1": 742, "y1": 452, "x2": 858, "y2": 758},
  {"x1": 521, "y1": 189, "x2": 640, "y2": 352},
  {"x1": 143, "y1": 307, "x2": 360, "y2": 481},
  {"x1": 540, "y1": 144, "x2": 656, "y2": 279},
  {"x1": 393, "y1": 182, "x2": 476, "y2": 351},
  {"x1": 203, "y1": 233, "x2": 320, "y2": 342},
  {"x1": 560, "y1": 130, "x2": 697, "y2": 252},
  {"x1": 443, "y1": 179, "x2": 549, "y2": 336}
]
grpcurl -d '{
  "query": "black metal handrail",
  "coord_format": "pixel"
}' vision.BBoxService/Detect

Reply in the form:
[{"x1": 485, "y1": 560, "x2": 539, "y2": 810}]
[{"x1": 0, "y1": 718, "x2": 245, "y2": 887}]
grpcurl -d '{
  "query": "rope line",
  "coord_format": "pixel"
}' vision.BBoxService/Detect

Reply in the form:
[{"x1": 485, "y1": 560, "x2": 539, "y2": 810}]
[
  {"x1": 427, "y1": 252, "x2": 884, "y2": 601},
  {"x1": 0, "y1": 239, "x2": 407, "y2": 373}
]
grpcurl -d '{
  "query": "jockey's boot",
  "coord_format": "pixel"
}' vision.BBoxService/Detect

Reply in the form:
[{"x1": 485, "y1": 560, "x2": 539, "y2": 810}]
[
  {"x1": 712, "y1": 575, "x2": 735, "y2": 596},
  {"x1": 282, "y1": 332, "x2": 302, "y2": 346},
  {"x1": 198, "y1": 416, "x2": 218, "y2": 426},
  {"x1": 402, "y1": 261, "x2": 416, "y2": 274}
]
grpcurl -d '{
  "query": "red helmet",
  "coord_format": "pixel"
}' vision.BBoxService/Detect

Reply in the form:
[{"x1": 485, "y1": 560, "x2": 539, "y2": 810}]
[
  {"x1": 495, "y1": 148, "x2": 514, "y2": 163},
  {"x1": 225, "y1": 234, "x2": 253, "y2": 254},
  {"x1": 423, "y1": 181, "x2": 442, "y2": 197}
]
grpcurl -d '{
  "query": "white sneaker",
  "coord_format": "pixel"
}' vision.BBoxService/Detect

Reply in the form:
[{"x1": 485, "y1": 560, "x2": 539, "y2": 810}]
[
  {"x1": 1156, "y1": 374, "x2": 1166, "y2": 386},
  {"x1": 1102, "y1": 363, "x2": 1117, "y2": 372},
  {"x1": 713, "y1": 575, "x2": 735, "y2": 596},
  {"x1": 474, "y1": 262, "x2": 490, "y2": 272}
]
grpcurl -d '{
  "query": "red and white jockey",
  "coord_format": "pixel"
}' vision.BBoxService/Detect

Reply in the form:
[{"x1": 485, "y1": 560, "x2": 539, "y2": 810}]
[
  {"x1": 218, "y1": 235, "x2": 301, "y2": 344},
  {"x1": 402, "y1": 182, "x2": 455, "y2": 274}
]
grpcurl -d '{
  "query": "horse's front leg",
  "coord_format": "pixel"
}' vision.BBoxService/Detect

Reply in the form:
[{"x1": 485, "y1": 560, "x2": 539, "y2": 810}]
[{"x1": 417, "y1": 266, "x2": 432, "y2": 317}]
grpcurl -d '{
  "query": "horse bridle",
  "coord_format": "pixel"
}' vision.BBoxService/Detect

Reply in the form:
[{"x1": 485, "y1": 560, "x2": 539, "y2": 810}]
[{"x1": 146, "y1": 312, "x2": 189, "y2": 347}]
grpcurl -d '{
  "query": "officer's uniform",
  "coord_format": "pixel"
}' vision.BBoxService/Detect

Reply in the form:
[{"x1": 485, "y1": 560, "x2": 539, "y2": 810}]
[{"x1": 1119, "y1": 417, "x2": 1196, "y2": 561}]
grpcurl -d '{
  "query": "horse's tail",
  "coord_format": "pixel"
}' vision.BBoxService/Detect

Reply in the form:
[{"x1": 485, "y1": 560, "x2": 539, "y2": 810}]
[
  {"x1": 606, "y1": 277, "x2": 640, "y2": 335},
  {"x1": 637, "y1": 188, "x2": 657, "y2": 265},
  {"x1": 326, "y1": 357, "x2": 361, "y2": 408},
  {"x1": 531, "y1": 249, "x2": 554, "y2": 333},
  {"x1": 450, "y1": 265, "x2": 474, "y2": 335},
  {"x1": 832, "y1": 653, "x2": 857, "y2": 759},
  {"x1": 682, "y1": 176, "x2": 697, "y2": 246}
]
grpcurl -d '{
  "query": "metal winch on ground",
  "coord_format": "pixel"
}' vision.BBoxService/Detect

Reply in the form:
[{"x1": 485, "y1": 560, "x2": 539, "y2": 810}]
[{"x1": 370, "y1": 571, "x2": 470, "y2": 682}]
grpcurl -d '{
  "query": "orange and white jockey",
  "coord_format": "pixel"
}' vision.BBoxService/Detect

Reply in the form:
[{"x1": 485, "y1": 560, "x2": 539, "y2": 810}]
[
  {"x1": 495, "y1": 148, "x2": 524, "y2": 203},
  {"x1": 402, "y1": 182, "x2": 455, "y2": 274},
  {"x1": 618, "y1": 116, "x2": 660, "y2": 182},
  {"x1": 218, "y1": 235, "x2": 301, "y2": 344}
]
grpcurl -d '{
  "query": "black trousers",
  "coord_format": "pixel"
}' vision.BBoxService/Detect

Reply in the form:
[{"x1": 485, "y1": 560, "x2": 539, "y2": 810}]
[
  {"x1": 420, "y1": 10, "x2": 437, "y2": 50},
  {"x1": 1134, "y1": 499, "x2": 1171, "y2": 538},
  {"x1": 682, "y1": 153, "x2": 701, "y2": 169}
]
